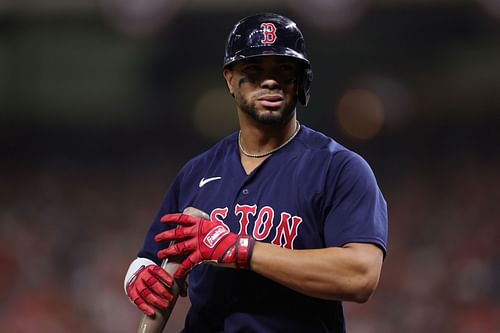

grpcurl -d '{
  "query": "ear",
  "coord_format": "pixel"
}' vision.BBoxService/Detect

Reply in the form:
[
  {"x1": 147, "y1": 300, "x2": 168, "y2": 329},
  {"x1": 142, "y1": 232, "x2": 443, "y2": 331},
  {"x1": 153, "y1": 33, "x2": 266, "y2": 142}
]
[{"x1": 223, "y1": 68, "x2": 235, "y2": 96}]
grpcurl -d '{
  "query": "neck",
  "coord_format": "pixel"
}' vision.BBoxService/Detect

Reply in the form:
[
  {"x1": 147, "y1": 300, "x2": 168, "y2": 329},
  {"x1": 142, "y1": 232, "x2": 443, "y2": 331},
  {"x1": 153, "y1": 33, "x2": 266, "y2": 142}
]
[{"x1": 238, "y1": 118, "x2": 300, "y2": 158}]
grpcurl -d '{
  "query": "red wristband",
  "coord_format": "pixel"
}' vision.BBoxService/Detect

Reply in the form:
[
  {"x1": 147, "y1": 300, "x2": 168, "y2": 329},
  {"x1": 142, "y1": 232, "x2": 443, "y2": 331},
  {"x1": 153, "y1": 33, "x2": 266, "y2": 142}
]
[{"x1": 235, "y1": 235, "x2": 255, "y2": 269}]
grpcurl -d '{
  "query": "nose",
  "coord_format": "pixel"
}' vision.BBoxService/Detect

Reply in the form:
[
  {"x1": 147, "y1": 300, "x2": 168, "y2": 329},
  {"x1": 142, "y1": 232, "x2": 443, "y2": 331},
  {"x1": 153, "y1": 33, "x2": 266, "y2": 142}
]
[{"x1": 260, "y1": 77, "x2": 280, "y2": 90}]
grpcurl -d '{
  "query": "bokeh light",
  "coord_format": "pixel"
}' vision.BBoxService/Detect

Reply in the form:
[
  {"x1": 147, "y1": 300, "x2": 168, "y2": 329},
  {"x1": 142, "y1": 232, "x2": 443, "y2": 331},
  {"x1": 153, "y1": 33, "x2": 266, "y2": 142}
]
[
  {"x1": 336, "y1": 88, "x2": 384, "y2": 140},
  {"x1": 353, "y1": 75, "x2": 415, "y2": 130},
  {"x1": 193, "y1": 88, "x2": 238, "y2": 140},
  {"x1": 476, "y1": 0, "x2": 500, "y2": 21},
  {"x1": 98, "y1": 0, "x2": 185, "y2": 37},
  {"x1": 290, "y1": 0, "x2": 372, "y2": 31}
]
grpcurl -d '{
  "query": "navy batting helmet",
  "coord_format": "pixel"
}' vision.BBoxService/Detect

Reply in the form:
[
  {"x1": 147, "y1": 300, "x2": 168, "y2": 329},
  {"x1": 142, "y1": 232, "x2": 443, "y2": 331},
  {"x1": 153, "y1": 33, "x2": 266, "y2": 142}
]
[{"x1": 223, "y1": 13, "x2": 313, "y2": 106}]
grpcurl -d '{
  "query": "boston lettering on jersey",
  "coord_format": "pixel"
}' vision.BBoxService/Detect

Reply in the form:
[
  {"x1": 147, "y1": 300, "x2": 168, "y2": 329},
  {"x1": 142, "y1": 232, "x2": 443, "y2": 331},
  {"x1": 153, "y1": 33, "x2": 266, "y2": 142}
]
[{"x1": 210, "y1": 204, "x2": 303, "y2": 249}]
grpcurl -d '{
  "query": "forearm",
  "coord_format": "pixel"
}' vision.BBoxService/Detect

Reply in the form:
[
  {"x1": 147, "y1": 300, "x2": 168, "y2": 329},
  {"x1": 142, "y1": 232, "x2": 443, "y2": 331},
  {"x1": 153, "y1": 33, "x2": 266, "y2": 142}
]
[{"x1": 250, "y1": 242, "x2": 383, "y2": 303}]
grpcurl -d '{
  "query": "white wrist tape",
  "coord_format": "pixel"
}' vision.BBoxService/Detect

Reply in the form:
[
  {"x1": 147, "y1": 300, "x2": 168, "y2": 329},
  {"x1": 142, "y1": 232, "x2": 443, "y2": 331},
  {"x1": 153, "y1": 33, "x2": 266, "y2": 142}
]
[{"x1": 123, "y1": 257, "x2": 157, "y2": 295}]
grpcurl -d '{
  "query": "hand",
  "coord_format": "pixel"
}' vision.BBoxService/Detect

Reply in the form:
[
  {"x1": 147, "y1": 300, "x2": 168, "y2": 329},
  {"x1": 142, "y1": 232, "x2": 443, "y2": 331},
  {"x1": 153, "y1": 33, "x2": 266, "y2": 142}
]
[
  {"x1": 126, "y1": 264, "x2": 174, "y2": 316},
  {"x1": 155, "y1": 213, "x2": 255, "y2": 279}
]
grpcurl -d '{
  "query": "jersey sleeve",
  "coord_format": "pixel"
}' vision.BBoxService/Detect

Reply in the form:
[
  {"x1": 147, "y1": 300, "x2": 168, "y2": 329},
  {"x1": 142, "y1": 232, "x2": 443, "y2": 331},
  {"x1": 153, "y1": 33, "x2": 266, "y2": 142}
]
[
  {"x1": 323, "y1": 152, "x2": 388, "y2": 256},
  {"x1": 137, "y1": 168, "x2": 185, "y2": 264}
]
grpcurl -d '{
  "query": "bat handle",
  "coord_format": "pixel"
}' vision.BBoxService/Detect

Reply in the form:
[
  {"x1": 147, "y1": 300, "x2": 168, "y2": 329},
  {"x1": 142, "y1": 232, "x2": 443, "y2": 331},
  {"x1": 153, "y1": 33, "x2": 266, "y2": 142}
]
[
  {"x1": 136, "y1": 257, "x2": 182, "y2": 333},
  {"x1": 136, "y1": 207, "x2": 209, "y2": 333}
]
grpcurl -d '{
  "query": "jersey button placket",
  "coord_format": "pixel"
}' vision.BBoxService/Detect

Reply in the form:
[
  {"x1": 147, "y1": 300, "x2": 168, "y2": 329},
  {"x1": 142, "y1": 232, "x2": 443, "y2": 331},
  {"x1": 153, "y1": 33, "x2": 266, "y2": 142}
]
[{"x1": 242, "y1": 188, "x2": 249, "y2": 195}]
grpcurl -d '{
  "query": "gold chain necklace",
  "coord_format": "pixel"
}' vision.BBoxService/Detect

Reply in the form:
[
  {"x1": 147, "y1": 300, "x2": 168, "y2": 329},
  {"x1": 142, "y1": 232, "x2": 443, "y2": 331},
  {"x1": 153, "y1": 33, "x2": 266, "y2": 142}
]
[{"x1": 238, "y1": 121, "x2": 301, "y2": 158}]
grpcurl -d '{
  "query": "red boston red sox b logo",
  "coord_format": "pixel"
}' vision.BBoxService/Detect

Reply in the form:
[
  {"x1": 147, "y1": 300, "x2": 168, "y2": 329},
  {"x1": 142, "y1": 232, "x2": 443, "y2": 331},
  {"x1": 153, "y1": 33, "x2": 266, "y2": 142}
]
[{"x1": 261, "y1": 23, "x2": 277, "y2": 44}]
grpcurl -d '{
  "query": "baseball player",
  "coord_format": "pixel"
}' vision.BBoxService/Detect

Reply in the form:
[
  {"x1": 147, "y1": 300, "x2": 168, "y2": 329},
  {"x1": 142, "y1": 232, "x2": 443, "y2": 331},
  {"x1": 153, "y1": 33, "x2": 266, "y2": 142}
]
[{"x1": 125, "y1": 13, "x2": 388, "y2": 333}]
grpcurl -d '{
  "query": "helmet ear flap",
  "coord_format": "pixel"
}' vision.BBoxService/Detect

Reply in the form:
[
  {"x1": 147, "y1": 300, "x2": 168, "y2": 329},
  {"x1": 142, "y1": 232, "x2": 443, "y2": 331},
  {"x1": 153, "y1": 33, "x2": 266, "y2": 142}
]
[{"x1": 297, "y1": 67, "x2": 313, "y2": 106}]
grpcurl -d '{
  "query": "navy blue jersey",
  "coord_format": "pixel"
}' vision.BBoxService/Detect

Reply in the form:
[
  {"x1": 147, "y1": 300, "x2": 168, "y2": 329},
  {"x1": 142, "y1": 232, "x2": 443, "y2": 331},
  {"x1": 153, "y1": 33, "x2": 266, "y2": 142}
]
[{"x1": 139, "y1": 125, "x2": 388, "y2": 333}]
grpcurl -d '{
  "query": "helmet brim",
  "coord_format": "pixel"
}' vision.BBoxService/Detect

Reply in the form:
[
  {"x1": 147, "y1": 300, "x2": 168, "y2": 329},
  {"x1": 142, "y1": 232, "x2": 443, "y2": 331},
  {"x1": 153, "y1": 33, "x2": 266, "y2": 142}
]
[{"x1": 223, "y1": 46, "x2": 311, "y2": 69}]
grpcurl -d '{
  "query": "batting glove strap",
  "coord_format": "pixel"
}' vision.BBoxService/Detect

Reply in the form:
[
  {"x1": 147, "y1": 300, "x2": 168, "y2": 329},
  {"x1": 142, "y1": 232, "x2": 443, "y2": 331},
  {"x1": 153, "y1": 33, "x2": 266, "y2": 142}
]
[{"x1": 235, "y1": 235, "x2": 255, "y2": 270}]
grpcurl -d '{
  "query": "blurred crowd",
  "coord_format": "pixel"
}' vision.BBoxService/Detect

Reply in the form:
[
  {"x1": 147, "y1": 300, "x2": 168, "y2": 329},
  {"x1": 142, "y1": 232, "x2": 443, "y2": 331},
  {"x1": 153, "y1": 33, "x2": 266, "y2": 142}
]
[
  {"x1": 345, "y1": 154, "x2": 500, "y2": 333},
  {"x1": 0, "y1": 145, "x2": 498, "y2": 333}
]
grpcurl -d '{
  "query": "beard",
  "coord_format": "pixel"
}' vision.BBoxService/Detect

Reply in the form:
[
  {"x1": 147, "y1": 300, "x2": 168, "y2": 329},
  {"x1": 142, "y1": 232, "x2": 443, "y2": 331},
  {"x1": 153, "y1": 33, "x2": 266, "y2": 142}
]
[{"x1": 236, "y1": 91, "x2": 296, "y2": 125}]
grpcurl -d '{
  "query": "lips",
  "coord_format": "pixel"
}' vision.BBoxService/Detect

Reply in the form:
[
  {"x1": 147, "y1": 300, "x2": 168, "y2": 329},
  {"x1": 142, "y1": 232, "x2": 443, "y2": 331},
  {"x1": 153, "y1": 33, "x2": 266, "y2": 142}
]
[{"x1": 257, "y1": 94, "x2": 284, "y2": 108}]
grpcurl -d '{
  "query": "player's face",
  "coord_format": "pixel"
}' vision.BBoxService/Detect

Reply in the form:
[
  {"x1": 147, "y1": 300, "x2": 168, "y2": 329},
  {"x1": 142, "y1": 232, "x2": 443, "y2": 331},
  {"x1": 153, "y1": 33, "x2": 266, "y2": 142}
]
[{"x1": 224, "y1": 56, "x2": 300, "y2": 125}]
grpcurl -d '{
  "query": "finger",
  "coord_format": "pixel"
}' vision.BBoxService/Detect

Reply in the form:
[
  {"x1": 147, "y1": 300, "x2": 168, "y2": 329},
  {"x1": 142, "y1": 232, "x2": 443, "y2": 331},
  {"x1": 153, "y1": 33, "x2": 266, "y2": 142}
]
[
  {"x1": 139, "y1": 286, "x2": 169, "y2": 310},
  {"x1": 157, "y1": 241, "x2": 189, "y2": 259},
  {"x1": 154, "y1": 229, "x2": 175, "y2": 243},
  {"x1": 174, "y1": 253, "x2": 201, "y2": 280},
  {"x1": 135, "y1": 274, "x2": 169, "y2": 305},
  {"x1": 155, "y1": 227, "x2": 191, "y2": 243},
  {"x1": 147, "y1": 282, "x2": 173, "y2": 302},
  {"x1": 158, "y1": 236, "x2": 201, "y2": 259},
  {"x1": 148, "y1": 267, "x2": 174, "y2": 298},
  {"x1": 160, "y1": 213, "x2": 192, "y2": 225},
  {"x1": 128, "y1": 285, "x2": 155, "y2": 316},
  {"x1": 137, "y1": 298, "x2": 156, "y2": 317},
  {"x1": 160, "y1": 213, "x2": 205, "y2": 226}
]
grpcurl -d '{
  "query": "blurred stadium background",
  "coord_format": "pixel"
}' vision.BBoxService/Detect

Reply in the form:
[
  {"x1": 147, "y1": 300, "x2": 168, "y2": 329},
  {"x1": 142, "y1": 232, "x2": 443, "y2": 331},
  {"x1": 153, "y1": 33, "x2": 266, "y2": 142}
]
[{"x1": 1, "y1": 0, "x2": 499, "y2": 332}]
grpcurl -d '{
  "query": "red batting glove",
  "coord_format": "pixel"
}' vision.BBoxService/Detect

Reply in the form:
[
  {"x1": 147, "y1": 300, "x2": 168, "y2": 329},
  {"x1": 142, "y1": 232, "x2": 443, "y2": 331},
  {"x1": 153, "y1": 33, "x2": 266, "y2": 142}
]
[
  {"x1": 126, "y1": 264, "x2": 174, "y2": 316},
  {"x1": 155, "y1": 213, "x2": 255, "y2": 280}
]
